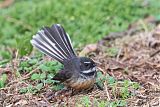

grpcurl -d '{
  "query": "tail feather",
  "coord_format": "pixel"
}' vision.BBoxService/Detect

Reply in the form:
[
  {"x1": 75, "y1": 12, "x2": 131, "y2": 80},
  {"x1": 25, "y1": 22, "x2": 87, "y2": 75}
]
[
  {"x1": 37, "y1": 29, "x2": 67, "y2": 59},
  {"x1": 31, "y1": 40, "x2": 64, "y2": 63},
  {"x1": 30, "y1": 24, "x2": 76, "y2": 64},
  {"x1": 44, "y1": 27, "x2": 71, "y2": 58},
  {"x1": 54, "y1": 24, "x2": 76, "y2": 56},
  {"x1": 31, "y1": 34, "x2": 64, "y2": 63}
]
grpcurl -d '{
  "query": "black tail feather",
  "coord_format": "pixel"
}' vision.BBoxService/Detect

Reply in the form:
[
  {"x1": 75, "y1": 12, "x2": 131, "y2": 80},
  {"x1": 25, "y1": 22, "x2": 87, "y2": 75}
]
[
  {"x1": 53, "y1": 24, "x2": 76, "y2": 56},
  {"x1": 44, "y1": 26, "x2": 71, "y2": 58},
  {"x1": 31, "y1": 24, "x2": 76, "y2": 64}
]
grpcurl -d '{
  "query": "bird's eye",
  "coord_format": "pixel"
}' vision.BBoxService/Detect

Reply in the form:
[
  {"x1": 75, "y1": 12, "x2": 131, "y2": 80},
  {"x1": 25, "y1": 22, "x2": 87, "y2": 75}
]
[{"x1": 84, "y1": 63, "x2": 90, "y2": 67}]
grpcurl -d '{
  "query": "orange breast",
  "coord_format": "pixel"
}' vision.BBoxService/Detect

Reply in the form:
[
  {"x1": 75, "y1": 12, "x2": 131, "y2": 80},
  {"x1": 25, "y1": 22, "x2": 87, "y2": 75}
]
[{"x1": 64, "y1": 77, "x2": 96, "y2": 90}]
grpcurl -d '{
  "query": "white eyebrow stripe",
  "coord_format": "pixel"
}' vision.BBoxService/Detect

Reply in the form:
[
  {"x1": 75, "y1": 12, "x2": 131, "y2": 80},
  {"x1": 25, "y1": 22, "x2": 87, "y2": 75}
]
[
  {"x1": 82, "y1": 70, "x2": 92, "y2": 74},
  {"x1": 81, "y1": 67, "x2": 96, "y2": 74},
  {"x1": 84, "y1": 62, "x2": 91, "y2": 64}
]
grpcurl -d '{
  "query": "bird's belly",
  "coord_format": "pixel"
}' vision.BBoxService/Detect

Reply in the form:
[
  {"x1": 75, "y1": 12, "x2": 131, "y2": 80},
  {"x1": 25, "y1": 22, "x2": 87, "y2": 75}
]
[{"x1": 64, "y1": 77, "x2": 96, "y2": 90}]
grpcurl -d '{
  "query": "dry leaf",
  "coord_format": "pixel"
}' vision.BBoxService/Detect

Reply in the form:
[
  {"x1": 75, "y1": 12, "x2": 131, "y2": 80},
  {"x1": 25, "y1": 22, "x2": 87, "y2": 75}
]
[
  {"x1": 0, "y1": 0, "x2": 14, "y2": 8},
  {"x1": 15, "y1": 99, "x2": 28, "y2": 106},
  {"x1": 79, "y1": 44, "x2": 97, "y2": 56}
]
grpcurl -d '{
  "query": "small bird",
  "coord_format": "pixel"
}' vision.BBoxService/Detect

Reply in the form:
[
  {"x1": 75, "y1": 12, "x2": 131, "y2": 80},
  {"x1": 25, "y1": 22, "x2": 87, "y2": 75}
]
[{"x1": 30, "y1": 24, "x2": 97, "y2": 90}]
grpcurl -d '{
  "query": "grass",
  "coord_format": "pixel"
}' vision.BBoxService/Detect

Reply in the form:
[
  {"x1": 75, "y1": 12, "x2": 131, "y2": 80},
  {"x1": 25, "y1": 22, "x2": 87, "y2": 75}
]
[
  {"x1": 0, "y1": 55, "x2": 140, "y2": 106},
  {"x1": 0, "y1": 0, "x2": 160, "y2": 106},
  {"x1": 0, "y1": 0, "x2": 160, "y2": 59}
]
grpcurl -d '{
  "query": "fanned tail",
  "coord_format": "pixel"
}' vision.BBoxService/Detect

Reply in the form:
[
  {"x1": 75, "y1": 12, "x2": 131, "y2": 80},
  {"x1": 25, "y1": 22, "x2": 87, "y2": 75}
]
[{"x1": 30, "y1": 24, "x2": 76, "y2": 64}]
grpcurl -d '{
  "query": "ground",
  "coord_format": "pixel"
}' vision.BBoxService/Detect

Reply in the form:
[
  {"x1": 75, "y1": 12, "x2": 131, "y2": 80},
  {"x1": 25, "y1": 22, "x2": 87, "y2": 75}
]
[
  {"x1": 0, "y1": 18, "x2": 160, "y2": 107},
  {"x1": 0, "y1": 0, "x2": 160, "y2": 107}
]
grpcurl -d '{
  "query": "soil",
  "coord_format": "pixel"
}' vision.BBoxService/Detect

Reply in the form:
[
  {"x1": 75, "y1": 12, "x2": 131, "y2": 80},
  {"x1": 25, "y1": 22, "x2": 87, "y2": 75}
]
[{"x1": 0, "y1": 22, "x2": 160, "y2": 107}]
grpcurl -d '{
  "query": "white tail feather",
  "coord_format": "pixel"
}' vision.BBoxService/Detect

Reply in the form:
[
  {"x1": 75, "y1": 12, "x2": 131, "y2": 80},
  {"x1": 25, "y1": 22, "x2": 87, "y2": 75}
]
[
  {"x1": 31, "y1": 39, "x2": 63, "y2": 62},
  {"x1": 38, "y1": 30, "x2": 67, "y2": 59},
  {"x1": 30, "y1": 24, "x2": 77, "y2": 63},
  {"x1": 44, "y1": 28, "x2": 69, "y2": 58}
]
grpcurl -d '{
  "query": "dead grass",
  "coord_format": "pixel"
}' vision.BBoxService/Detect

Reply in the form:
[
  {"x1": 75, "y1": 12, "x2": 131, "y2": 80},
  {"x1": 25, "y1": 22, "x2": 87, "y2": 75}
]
[
  {"x1": 95, "y1": 23, "x2": 160, "y2": 106},
  {"x1": 0, "y1": 22, "x2": 160, "y2": 107}
]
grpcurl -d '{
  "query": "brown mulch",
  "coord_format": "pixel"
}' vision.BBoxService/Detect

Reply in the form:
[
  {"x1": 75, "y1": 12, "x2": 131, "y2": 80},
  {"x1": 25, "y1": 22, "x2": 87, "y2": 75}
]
[
  {"x1": 0, "y1": 20, "x2": 160, "y2": 107},
  {"x1": 95, "y1": 24, "x2": 160, "y2": 106}
]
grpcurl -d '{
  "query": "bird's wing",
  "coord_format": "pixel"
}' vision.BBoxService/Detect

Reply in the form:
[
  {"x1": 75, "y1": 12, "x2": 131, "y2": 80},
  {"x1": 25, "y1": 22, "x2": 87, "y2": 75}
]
[{"x1": 52, "y1": 70, "x2": 72, "y2": 82}]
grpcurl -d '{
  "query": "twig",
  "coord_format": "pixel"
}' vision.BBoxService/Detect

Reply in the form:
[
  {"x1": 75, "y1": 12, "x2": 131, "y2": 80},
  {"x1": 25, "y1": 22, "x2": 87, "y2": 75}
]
[
  {"x1": 6, "y1": 67, "x2": 39, "y2": 86},
  {"x1": 97, "y1": 67, "x2": 105, "y2": 74},
  {"x1": 116, "y1": 48, "x2": 122, "y2": 61},
  {"x1": 93, "y1": 60, "x2": 102, "y2": 65},
  {"x1": 41, "y1": 95, "x2": 52, "y2": 107},
  {"x1": 24, "y1": 67, "x2": 39, "y2": 78},
  {"x1": 104, "y1": 81, "x2": 111, "y2": 101},
  {"x1": 150, "y1": 49, "x2": 160, "y2": 57}
]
